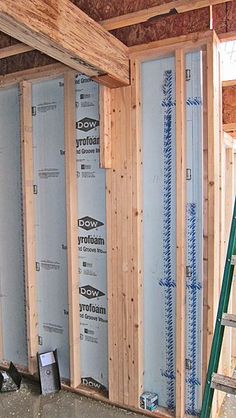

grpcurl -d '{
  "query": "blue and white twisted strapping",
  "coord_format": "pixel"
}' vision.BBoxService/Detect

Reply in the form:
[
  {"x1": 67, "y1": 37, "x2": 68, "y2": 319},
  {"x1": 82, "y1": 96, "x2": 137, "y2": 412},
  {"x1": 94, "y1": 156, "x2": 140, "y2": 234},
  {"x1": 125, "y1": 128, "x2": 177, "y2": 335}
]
[
  {"x1": 185, "y1": 203, "x2": 202, "y2": 416},
  {"x1": 159, "y1": 70, "x2": 176, "y2": 410}
]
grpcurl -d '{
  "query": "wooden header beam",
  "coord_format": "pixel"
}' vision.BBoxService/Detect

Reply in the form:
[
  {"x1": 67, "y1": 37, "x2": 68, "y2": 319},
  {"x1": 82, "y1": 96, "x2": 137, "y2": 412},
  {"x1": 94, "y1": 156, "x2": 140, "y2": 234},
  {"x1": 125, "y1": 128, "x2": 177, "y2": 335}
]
[
  {"x1": 0, "y1": 0, "x2": 129, "y2": 87},
  {"x1": 101, "y1": 0, "x2": 230, "y2": 31}
]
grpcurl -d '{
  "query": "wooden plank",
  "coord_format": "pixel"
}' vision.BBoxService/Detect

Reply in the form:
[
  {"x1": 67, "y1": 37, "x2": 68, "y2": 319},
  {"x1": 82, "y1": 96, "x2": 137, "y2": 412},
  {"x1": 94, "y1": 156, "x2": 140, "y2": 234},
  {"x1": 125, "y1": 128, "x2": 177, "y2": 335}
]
[
  {"x1": 20, "y1": 80, "x2": 38, "y2": 374},
  {"x1": 219, "y1": 31, "x2": 236, "y2": 42},
  {"x1": 222, "y1": 313, "x2": 236, "y2": 328},
  {"x1": 100, "y1": 86, "x2": 112, "y2": 169},
  {"x1": 0, "y1": 63, "x2": 69, "y2": 88},
  {"x1": 129, "y1": 30, "x2": 211, "y2": 60},
  {"x1": 175, "y1": 48, "x2": 186, "y2": 418},
  {"x1": 0, "y1": 43, "x2": 34, "y2": 59},
  {"x1": 202, "y1": 48, "x2": 209, "y2": 394},
  {"x1": 232, "y1": 153, "x2": 236, "y2": 359},
  {"x1": 107, "y1": 73, "x2": 143, "y2": 408},
  {"x1": 211, "y1": 373, "x2": 236, "y2": 395},
  {"x1": 222, "y1": 80, "x2": 236, "y2": 88},
  {"x1": 64, "y1": 71, "x2": 80, "y2": 388},
  {"x1": 0, "y1": 0, "x2": 129, "y2": 87},
  {"x1": 206, "y1": 33, "x2": 222, "y2": 415},
  {"x1": 130, "y1": 59, "x2": 143, "y2": 408},
  {"x1": 223, "y1": 123, "x2": 236, "y2": 132},
  {"x1": 101, "y1": 0, "x2": 229, "y2": 31}
]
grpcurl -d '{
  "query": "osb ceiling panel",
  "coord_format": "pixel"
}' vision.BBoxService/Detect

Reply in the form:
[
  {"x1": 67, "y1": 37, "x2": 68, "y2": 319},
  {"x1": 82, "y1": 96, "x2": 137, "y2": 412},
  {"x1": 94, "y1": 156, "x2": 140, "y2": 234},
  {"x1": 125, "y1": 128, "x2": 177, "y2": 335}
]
[
  {"x1": 0, "y1": 31, "x2": 18, "y2": 48},
  {"x1": 0, "y1": 51, "x2": 55, "y2": 76},
  {"x1": 223, "y1": 86, "x2": 236, "y2": 124},
  {"x1": 72, "y1": 0, "x2": 174, "y2": 21},
  {"x1": 111, "y1": 8, "x2": 210, "y2": 46}
]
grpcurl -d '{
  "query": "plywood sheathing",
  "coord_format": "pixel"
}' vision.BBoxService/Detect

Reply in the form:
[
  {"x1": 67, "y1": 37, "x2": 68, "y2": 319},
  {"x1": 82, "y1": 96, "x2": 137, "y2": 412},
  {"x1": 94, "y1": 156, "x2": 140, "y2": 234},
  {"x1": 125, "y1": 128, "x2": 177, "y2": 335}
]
[
  {"x1": 223, "y1": 86, "x2": 236, "y2": 125},
  {"x1": 213, "y1": 1, "x2": 236, "y2": 33},
  {"x1": 111, "y1": 9, "x2": 210, "y2": 46},
  {"x1": 72, "y1": 0, "x2": 175, "y2": 21},
  {"x1": 0, "y1": 51, "x2": 55, "y2": 76}
]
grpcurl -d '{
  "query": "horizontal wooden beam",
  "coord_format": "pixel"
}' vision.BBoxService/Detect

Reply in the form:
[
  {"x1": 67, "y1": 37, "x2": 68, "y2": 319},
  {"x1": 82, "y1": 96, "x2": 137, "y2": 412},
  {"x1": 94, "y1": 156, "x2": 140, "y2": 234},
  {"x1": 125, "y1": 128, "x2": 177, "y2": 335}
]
[
  {"x1": 0, "y1": 43, "x2": 34, "y2": 59},
  {"x1": 0, "y1": 0, "x2": 129, "y2": 87},
  {"x1": 101, "y1": 0, "x2": 230, "y2": 31},
  {"x1": 0, "y1": 63, "x2": 69, "y2": 88},
  {"x1": 223, "y1": 79, "x2": 236, "y2": 88},
  {"x1": 223, "y1": 123, "x2": 236, "y2": 132},
  {"x1": 219, "y1": 30, "x2": 236, "y2": 42}
]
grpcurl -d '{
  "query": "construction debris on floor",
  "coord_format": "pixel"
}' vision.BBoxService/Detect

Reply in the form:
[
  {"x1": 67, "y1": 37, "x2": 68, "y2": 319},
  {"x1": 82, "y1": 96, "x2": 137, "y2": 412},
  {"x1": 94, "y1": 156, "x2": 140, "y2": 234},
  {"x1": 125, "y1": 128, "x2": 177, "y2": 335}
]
[{"x1": 0, "y1": 379, "x2": 146, "y2": 418}]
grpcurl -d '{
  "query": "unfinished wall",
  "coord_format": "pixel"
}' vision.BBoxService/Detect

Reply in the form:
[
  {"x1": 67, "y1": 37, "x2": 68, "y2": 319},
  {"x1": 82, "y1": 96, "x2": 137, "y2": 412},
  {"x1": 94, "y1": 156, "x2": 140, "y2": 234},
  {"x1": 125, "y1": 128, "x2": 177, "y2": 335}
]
[
  {"x1": 141, "y1": 50, "x2": 204, "y2": 415},
  {"x1": 0, "y1": 85, "x2": 28, "y2": 367}
]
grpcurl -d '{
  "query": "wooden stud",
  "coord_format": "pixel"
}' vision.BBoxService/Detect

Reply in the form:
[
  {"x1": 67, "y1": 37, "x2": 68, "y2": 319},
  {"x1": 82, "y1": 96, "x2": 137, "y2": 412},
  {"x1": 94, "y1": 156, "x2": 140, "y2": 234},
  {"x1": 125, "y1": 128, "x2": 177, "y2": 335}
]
[
  {"x1": 221, "y1": 146, "x2": 234, "y2": 373},
  {"x1": 0, "y1": 63, "x2": 70, "y2": 89},
  {"x1": 131, "y1": 58, "x2": 143, "y2": 408},
  {"x1": 206, "y1": 33, "x2": 222, "y2": 415},
  {"x1": 107, "y1": 68, "x2": 143, "y2": 408},
  {"x1": 0, "y1": 43, "x2": 34, "y2": 59},
  {"x1": 20, "y1": 80, "x2": 38, "y2": 374},
  {"x1": 101, "y1": 0, "x2": 229, "y2": 31},
  {"x1": 100, "y1": 86, "x2": 112, "y2": 169},
  {"x1": 202, "y1": 48, "x2": 209, "y2": 393},
  {"x1": 64, "y1": 71, "x2": 80, "y2": 388},
  {"x1": 175, "y1": 48, "x2": 186, "y2": 418},
  {"x1": 0, "y1": 0, "x2": 129, "y2": 87}
]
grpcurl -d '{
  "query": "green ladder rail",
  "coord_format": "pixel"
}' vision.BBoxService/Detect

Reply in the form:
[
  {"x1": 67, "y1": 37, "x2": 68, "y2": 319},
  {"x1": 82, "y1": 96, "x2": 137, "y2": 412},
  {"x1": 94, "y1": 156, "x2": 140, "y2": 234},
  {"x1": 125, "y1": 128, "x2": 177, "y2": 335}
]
[{"x1": 200, "y1": 196, "x2": 236, "y2": 418}]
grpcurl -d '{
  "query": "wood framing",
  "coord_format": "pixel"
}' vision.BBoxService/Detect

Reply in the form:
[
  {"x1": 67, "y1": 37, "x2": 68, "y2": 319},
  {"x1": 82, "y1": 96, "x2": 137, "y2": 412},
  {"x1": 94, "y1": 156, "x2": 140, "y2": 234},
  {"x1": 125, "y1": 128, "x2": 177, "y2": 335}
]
[
  {"x1": 223, "y1": 80, "x2": 236, "y2": 88},
  {"x1": 20, "y1": 80, "x2": 38, "y2": 374},
  {"x1": 129, "y1": 30, "x2": 212, "y2": 60},
  {"x1": 0, "y1": 43, "x2": 34, "y2": 58},
  {"x1": 175, "y1": 48, "x2": 186, "y2": 418},
  {"x1": 224, "y1": 123, "x2": 236, "y2": 132},
  {"x1": 0, "y1": 0, "x2": 129, "y2": 87},
  {"x1": 206, "y1": 33, "x2": 222, "y2": 416},
  {"x1": 0, "y1": 63, "x2": 70, "y2": 89},
  {"x1": 99, "y1": 86, "x2": 112, "y2": 169},
  {"x1": 106, "y1": 63, "x2": 143, "y2": 408},
  {"x1": 64, "y1": 71, "x2": 80, "y2": 388},
  {"x1": 101, "y1": 0, "x2": 229, "y2": 31}
]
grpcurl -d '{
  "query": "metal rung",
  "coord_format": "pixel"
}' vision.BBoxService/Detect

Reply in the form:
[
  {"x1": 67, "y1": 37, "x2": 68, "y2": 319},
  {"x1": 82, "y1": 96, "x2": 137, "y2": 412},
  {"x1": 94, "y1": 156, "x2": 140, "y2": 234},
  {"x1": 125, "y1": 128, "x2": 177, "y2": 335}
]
[
  {"x1": 231, "y1": 255, "x2": 236, "y2": 265},
  {"x1": 221, "y1": 313, "x2": 236, "y2": 328},
  {"x1": 211, "y1": 373, "x2": 236, "y2": 395}
]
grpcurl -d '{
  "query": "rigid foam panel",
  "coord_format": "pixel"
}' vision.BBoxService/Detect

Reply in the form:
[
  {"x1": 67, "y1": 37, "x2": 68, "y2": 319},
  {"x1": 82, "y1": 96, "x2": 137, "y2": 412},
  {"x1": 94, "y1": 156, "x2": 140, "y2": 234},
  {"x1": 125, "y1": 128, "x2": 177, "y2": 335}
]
[
  {"x1": 0, "y1": 85, "x2": 27, "y2": 366},
  {"x1": 185, "y1": 51, "x2": 204, "y2": 416},
  {"x1": 32, "y1": 78, "x2": 69, "y2": 379},
  {"x1": 142, "y1": 56, "x2": 177, "y2": 410},
  {"x1": 75, "y1": 74, "x2": 108, "y2": 393}
]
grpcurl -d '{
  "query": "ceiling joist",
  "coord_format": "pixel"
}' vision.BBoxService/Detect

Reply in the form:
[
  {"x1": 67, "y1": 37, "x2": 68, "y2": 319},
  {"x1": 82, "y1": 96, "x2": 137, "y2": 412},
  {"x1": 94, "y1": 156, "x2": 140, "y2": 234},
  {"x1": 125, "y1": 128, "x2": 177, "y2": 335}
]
[
  {"x1": 101, "y1": 0, "x2": 231, "y2": 31},
  {"x1": 0, "y1": 0, "x2": 130, "y2": 87},
  {"x1": 0, "y1": 43, "x2": 34, "y2": 59}
]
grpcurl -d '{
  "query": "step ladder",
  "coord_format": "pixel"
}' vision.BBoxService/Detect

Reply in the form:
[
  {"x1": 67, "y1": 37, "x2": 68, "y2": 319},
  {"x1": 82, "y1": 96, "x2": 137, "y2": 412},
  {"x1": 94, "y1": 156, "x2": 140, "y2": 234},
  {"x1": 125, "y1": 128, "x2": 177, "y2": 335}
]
[{"x1": 200, "y1": 197, "x2": 236, "y2": 418}]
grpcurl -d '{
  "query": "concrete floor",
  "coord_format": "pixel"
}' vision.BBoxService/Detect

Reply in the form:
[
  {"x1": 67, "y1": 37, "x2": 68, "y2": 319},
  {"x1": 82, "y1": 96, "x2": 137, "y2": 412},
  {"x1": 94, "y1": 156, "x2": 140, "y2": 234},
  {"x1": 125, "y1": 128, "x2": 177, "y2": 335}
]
[
  {"x1": 1, "y1": 378, "x2": 236, "y2": 418},
  {"x1": 219, "y1": 392, "x2": 236, "y2": 418},
  {"x1": 0, "y1": 380, "x2": 147, "y2": 418}
]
